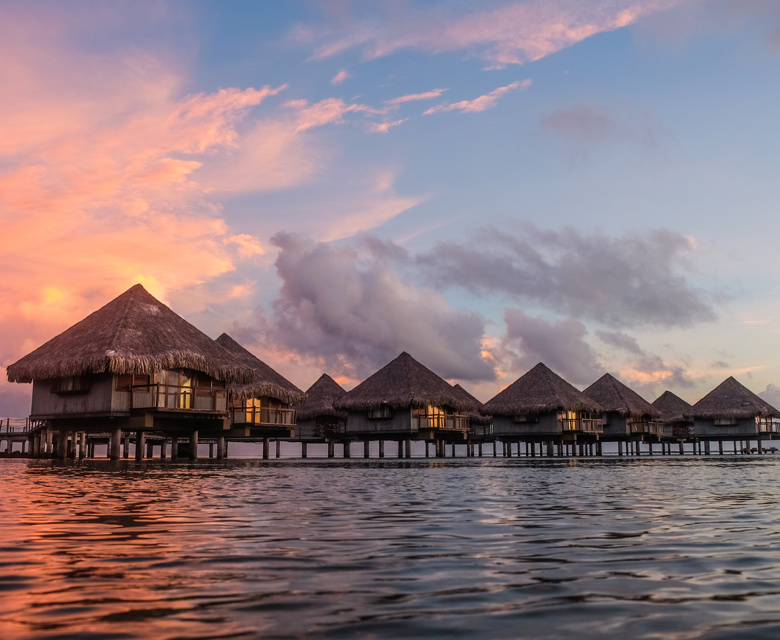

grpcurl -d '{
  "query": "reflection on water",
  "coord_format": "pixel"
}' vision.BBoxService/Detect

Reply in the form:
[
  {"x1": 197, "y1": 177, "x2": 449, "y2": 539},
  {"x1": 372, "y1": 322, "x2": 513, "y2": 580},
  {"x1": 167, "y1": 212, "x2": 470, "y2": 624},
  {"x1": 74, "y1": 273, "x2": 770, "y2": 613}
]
[{"x1": 2, "y1": 457, "x2": 780, "y2": 639}]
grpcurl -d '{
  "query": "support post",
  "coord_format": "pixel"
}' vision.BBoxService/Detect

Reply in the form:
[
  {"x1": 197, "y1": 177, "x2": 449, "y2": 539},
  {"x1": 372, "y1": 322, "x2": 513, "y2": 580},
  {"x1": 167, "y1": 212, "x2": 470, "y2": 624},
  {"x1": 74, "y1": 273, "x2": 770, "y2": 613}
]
[
  {"x1": 301, "y1": 441, "x2": 307, "y2": 459},
  {"x1": 328, "y1": 440, "x2": 335, "y2": 458},
  {"x1": 135, "y1": 431, "x2": 145, "y2": 461},
  {"x1": 189, "y1": 430, "x2": 198, "y2": 461},
  {"x1": 217, "y1": 436, "x2": 225, "y2": 460},
  {"x1": 364, "y1": 440, "x2": 370, "y2": 458},
  {"x1": 263, "y1": 438, "x2": 269, "y2": 460},
  {"x1": 378, "y1": 439, "x2": 384, "y2": 458},
  {"x1": 344, "y1": 441, "x2": 351, "y2": 458},
  {"x1": 123, "y1": 434, "x2": 130, "y2": 459},
  {"x1": 397, "y1": 440, "x2": 404, "y2": 458},
  {"x1": 161, "y1": 439, "x2": 167, "y2": 460},
  {"x1": 110, "y1": 428, "x2": 122, "y2": 460},
  {"x1": 405, "y1": 439, "x2": 411, "y2": 459},
  {"x1": 276, "y1": 440, "x2": 281, "y2": 458},
  {"x1": 171, "y1": 437, "x2": 179, "y2": 460}
]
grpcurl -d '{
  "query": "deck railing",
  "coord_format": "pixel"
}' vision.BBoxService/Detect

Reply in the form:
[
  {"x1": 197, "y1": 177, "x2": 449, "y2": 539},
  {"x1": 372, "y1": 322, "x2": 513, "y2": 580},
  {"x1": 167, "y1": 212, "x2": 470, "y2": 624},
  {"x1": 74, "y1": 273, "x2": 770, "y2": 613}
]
[
  {"x1": 130, "y1": 384, "x2": 227, "y2": 412},
  {"x1": 629, "y1": 420, "x2": 665, "y2": 437},
  {"x1": 231, "y1": 406, "x2": 296, "y2": 426},
  {"x1": 560, "y1": 417, "x2": 603, "y2": 434},
  {"x1": 0, "y1": 418, "x2": 33, "y2": 434},
  {"x1": 412, "y1": 414, "x2": 469, "y2": 431}
]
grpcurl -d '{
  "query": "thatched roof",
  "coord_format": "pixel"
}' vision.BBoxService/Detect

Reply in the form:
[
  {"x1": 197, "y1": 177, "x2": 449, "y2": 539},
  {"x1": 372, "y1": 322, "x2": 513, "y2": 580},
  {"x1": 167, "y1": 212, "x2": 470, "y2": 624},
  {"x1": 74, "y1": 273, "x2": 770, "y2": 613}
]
[
  {"x1": 452, "y1": 383, "x2": 492, "y2": 424},
  {"x1": 689, "y1": 377, "x2": 780, "y2": 420},
  {"x1": 652, "y1": 390, "x2": 692, "y2": 424},
  {"x1": 583, "y1": 373, "x2": 660, "y2": 419},
  {"x1": 481, "y1": 362, "x2": 601, "y2": 416},
  {"x1": 215, "y1": 334, "x2": 306, "y2": 404},
  {"x1": 296, "y1": 373, "x2": 347, "y2": 421},
  {"x1": 333, "y1": 352, "x2": 471, "y2": 412},
  {"x1": 6, "y1": 284, "x2": 252, "y2": 384}
]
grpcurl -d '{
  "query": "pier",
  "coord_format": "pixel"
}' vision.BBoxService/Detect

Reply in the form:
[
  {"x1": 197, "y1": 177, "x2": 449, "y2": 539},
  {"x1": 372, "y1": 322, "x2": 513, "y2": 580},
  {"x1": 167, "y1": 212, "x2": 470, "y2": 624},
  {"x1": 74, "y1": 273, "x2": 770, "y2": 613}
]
[{"x1": 3, "y1": 417, "x2": 778, "y2": 460}]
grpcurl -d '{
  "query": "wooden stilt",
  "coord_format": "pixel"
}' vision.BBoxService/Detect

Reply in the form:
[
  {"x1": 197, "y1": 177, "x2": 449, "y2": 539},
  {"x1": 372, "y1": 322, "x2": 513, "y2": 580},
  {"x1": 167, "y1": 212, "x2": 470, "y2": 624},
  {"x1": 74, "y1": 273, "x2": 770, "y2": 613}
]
[
  {"x1": 135, "y1": 431, "x2": 145, "y2": 461},
  {"x1": 364, "y1": 440, "x2": 370, "y2": 458},
  {"x1": 189, "y1": 431, "x2": 198, "y2": 461},
  {"x1": 110, "y1": 428, "x2": 122, "y2": 460}
]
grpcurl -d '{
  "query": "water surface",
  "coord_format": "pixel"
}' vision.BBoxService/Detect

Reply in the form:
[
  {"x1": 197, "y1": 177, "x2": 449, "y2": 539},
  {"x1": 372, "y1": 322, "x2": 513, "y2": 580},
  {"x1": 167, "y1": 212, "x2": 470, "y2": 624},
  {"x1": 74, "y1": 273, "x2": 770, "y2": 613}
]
[{"x1": 1, "y1": 457, "x2": 779, "y2": 639}]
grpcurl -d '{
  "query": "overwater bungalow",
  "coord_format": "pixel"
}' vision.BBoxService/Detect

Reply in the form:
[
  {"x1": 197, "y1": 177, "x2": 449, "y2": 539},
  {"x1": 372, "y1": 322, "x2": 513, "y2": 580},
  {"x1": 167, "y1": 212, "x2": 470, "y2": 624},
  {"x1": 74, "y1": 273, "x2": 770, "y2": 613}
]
[
  {"x1": 215, "y1": 333, "x2": 305, "y2": 438},
  {"x1": 583, "y1": 373, "x2": 663, "y2": 441},
  {"x1": 689, "y1": 377, "x2": 780, "y2": 442},
  {"x1": 452, "y1": 383, "x2": 492, "y2": 439},
  {"x1": 5, "y1": 284, "x2": 252, "y2": 459},
  {"x1": 481, "y1": 363, "x2": 603, "y2": 444},
  {"x1": 653, "y1": 390, "x2": 694, "y2": 441},
  {"x1": 294, "y1": 373, "x2": 347, "y2": 440},
  {"x1": 333, "y1": 352, "x2": 472, "y2": 448}
]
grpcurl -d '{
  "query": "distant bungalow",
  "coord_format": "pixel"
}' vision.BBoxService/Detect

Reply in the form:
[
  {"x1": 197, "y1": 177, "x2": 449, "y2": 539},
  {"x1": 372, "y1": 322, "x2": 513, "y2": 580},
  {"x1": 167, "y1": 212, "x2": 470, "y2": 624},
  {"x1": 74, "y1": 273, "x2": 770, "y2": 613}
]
[
  {"x1": 653, "y1": 390, "x2": 693, "y2": 441},
  {"x1": 452, "y1": 383, "x2": 492, "y2": 440},
  {"x1": 333, "y1": 352, "x2": 472, "y2": 455},
  {"x1": 481, "y1": 363, "x2": 603, "y2": 453},
  {"x1": 689, "y1": 377, "x2": 780, "y2": 442},
  {"x1": 294, "y1": 373, "x2": 347, "y2": 440},
  {"x1": 5, "y1": 284, "x2": 252, "y2": 460},
  {"x1": 215, "y1": 333, "x2": 305, "y2": 438},
  {"x1": 583, "y1": 373, "x2": 663, "y2": 443}
]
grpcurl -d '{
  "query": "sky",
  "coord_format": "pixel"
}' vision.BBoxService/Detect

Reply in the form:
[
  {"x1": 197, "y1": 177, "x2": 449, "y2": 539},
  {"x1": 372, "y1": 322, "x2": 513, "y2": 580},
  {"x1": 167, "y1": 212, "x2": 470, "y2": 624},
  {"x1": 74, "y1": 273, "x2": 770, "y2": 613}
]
[{"x1": 2, "y1": 0, "x2": 780, "y2": 416}]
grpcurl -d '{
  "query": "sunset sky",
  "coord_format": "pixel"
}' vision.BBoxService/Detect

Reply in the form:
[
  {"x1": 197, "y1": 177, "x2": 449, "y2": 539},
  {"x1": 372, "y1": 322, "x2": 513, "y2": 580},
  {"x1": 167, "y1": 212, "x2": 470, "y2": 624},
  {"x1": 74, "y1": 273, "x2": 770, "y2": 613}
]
[{"x1": 3, "y1": 0, "x2": 780, "y2": 416}]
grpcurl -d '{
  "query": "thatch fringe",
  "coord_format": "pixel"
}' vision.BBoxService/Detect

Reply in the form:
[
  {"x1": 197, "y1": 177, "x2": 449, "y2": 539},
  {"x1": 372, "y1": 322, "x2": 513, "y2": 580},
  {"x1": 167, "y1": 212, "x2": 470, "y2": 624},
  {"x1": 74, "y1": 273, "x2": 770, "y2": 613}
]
[
  {"x1": 481, "y1": 363, "x2": 601, "y2": 416},
  {"x1": 583, "y1": 373, "x2": 660, "y2": 418},
  {"x1": 296, "y1": 373, "x2": 347, "y2": 421},
  {"x1": 688, "y1": 377, "x2": 780, "y2": 419},
  {"x1": 6, "y1": 284, "x2": 253, "y2": 384},
  {"x1": 215, "y1": 334, "x2": 306, "y2": 405},
  {"x1": 334, "y1": 352, "x2": 472, "y2": 412}
]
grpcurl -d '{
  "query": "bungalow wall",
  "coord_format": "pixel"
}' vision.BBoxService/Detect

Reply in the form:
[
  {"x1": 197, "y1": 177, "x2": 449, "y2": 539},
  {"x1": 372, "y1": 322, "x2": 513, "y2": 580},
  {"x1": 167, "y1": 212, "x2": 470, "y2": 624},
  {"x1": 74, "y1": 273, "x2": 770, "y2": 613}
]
[
  {"x1": 693, "y1": 417, "x2": 761, "y2": 438},
  {"x1": 31, "y1": 374, "x2": 115, "y2": 418},
  {"x1": 601, "y1": 413, "x2": 630, "y2": 438},
  {"x1": 491, "y1": 413, "x2": 562, "y2": 437},
  {"x1": 345, "y1": 409, "x2": 415, "y2": 434},
  {"x1": 295, "y1": 416, "x2": 345, "y2": 439}
]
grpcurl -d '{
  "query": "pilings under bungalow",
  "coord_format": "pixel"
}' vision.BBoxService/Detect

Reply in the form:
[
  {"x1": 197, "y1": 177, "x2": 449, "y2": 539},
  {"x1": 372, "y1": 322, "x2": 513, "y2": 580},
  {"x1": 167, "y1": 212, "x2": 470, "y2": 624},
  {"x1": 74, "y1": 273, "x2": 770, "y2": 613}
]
[{"x1": 5, "y1": 422, "x2": 780, "y2": 460}]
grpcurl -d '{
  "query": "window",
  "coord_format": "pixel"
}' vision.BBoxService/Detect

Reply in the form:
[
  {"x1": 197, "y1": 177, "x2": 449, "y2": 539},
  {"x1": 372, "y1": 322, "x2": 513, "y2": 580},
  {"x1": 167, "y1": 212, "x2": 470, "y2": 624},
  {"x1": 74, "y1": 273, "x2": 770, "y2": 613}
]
[
  {"x1": 513, "y1": 413, "x2": 538, "y2": 423},
  {"x1": 368, "y1": 405, "x2": 393, "y2": 419},
  {"x1": 116, "y1": 374, "x2": 150, "y2": 391},
  {"x1": 714, "y1": 418, "x2": 737, "y2": 426},
  {"x1": 51, "y1": 376, "x2": 90, "y2": 394}
]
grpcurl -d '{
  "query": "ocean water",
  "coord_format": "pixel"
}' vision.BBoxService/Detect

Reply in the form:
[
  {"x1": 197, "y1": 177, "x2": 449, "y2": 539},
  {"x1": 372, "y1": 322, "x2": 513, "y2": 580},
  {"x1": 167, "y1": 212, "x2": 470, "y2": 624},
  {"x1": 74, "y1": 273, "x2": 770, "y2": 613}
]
[{"x1": 1, "y1": 456, "x2": 780, "y2": 639}]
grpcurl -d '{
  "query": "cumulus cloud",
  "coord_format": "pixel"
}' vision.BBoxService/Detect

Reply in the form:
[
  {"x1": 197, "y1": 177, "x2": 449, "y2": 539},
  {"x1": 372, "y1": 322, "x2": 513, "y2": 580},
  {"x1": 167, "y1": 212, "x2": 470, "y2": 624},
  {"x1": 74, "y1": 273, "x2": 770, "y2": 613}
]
[
  {"x1": 298, "y1": 0, "x2": 686, "y2": 68},
  {"x1": 759, "y1": 384, "x2": 780, "y2": 410},
  {"x1": 503, "y1": 309, "x2": 602, "y2": 385},
  {"x1": 424, "y1": 80, "x2": 531, "y2": 115},
  {"x1": 241, "y1": 232, "x2": 495, "y2": 383},
  {"x1": 596, "y1": 330, "x2": 695, "y2": 396},
  {"x1": 416, "y1": 224, "x2": 717, "y2": 329}
]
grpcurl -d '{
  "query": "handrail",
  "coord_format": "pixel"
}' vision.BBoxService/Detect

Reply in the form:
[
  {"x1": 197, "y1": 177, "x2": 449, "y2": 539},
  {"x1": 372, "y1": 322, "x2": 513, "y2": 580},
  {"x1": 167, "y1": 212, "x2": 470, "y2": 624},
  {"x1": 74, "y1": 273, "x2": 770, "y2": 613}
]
[
  {"x1": 129, "y1": 383, "x2": 227, "y2": 412},
  {"x1": 0, "y1": 417, "x2": 33, "y2": 434},
  {"x1": 232, "y1": 406, "x2": 297, "y2": 426},
  {"x1": 411, "y1": 414, "x2": 469, "y2": 431}
]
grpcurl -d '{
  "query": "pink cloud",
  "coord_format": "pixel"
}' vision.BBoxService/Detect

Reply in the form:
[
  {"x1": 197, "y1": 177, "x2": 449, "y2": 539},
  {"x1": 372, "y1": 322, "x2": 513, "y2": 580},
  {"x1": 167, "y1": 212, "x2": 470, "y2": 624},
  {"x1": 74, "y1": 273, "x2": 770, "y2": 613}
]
[
  {"x1": 307, "y1": 0, "x2": 688, "y2": 68},
  {"x1": 330, "y1": 69, "x2": 351, "y2": 85},
  {"x1": 385, "y1": 89, "x2": 448, "y2": 106},
  {"x1": 424, "y1": 80, "x2": 531, "y2": 115},
  {"x1": 368, "y1": 119, "x2": 407, "y2": 133}
]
